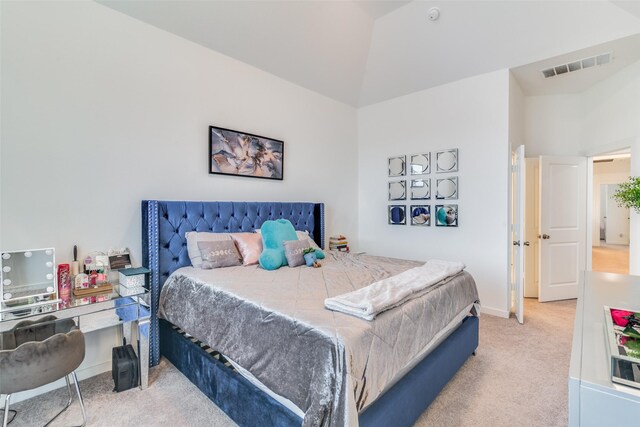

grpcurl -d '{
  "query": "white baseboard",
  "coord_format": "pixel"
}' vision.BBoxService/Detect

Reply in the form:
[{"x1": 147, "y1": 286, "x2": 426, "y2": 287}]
[{"x1": 480, "y1": 305, "x2": 510, "y2": 318}]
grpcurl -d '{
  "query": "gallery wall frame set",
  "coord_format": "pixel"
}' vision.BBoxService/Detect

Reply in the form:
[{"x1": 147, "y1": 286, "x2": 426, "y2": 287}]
[
  {"x1": 209, "y1": 125, "x2": 284, "y2": 180},
  {"x1": 387, "y1": 148, "x2": 459, "y2": 227}
]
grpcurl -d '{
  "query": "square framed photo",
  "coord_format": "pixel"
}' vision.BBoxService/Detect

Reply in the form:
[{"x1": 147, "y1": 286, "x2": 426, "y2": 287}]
[{"x1": 209, "y1": 126, "x2": 284, "y2": 180}]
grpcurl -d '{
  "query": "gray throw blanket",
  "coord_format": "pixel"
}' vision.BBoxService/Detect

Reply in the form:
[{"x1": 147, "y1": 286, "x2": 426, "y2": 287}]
[{"x1": 159, "y1": 252, "x2": 479, "y2": 426}]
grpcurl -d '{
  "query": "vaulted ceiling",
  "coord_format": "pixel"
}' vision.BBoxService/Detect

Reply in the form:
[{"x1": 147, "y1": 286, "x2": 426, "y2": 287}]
[{"x1": 98, "y1": 1, "x2": 640, "y2": 106}]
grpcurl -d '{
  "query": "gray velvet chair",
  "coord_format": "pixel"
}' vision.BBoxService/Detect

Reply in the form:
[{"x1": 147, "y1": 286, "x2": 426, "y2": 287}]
[{"x1": 0, "y1": 315, "x2": 87, "y2": 427}]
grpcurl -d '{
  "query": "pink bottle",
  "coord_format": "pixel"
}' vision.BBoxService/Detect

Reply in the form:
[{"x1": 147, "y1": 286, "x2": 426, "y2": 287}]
[{"x1": 58, "y1": 264, "x2": 71, "y2": 299}]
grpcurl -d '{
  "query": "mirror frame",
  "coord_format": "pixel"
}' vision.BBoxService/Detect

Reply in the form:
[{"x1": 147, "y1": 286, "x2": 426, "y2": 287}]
[
  {"x1": 388, "y1": 180, "x2": 407, "y2": 201},
  {"x1": 410, "y1": 205, "x2": 431, "y2": 226},
  {"x1": 410, "y1": 179, "x2": 431, "y2": 200},
  {"x1": 388, "y1": 205, "x2": 407, "y2": 225},
  {"x1": 388, "y1": 155, "x2": 406, "y2": 177},
  {"x1": 410, "y1": 153, "x2": 430, "y2": 175},
  {"x1": 435, "y1": 177, "x2": 458, "y2": 200},
  {"x1": 435, "y1": 204, "x2": 458, "y2": 227},
  {"x1": 435, "y1": 149, "x2": 459, "y2": 173}
]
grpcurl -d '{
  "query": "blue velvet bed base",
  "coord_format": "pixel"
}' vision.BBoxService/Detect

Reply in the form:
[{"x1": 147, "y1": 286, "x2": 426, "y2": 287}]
[
  {"x1": 142, "y1": 200, "x2": 479, "y2": 427},
  {"x1": 160, "y1": 316, "x2": 478, "y2": 427}
]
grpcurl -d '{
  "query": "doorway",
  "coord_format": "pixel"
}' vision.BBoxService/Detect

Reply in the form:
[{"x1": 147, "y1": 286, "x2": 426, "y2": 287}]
[{"x1": 591, "y1": 152, "x2": 631, "y2": 274}]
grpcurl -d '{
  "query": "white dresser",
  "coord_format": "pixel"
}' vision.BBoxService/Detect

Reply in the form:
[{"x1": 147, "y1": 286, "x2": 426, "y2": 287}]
[{"x1": 569, "y1": 272, "x2": 640, "y2": 426}]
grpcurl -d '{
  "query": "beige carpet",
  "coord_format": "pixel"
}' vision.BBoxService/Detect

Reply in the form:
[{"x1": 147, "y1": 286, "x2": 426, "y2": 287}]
[
  {"x1": 592, "y1": 244, "x2": 629, "y2": 275},
  {"x1": 7, "y1": 298, "x2": 575, "y2": 427}
]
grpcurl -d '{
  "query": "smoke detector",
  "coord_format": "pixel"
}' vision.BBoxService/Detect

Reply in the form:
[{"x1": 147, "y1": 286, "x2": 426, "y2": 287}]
[
  {"x1": 428, "y1": 7, "x2": 440, "y2": 21},
  {"x1": 541, "y1": 52, "x2": 612, "y2": 79}
]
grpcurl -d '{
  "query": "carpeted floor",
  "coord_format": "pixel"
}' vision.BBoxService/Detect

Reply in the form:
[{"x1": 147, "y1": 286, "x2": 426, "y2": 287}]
[
  {"x1": 592, "y1": 243, "x2": 629, "y2": 275},
  {"x1": 7, "y1": 298, "x2": 575, "y2": 427}
]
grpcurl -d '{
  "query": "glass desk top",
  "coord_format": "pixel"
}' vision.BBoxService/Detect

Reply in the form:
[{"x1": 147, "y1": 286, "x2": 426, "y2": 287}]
[{"x1": 0, "y1": 286, "x2": 149, "y2": 327}]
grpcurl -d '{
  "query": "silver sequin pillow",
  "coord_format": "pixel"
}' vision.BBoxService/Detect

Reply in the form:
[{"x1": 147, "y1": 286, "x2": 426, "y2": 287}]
[
  {"x1": 283, "y1": 239, "x2": 312, "y2": 267},
  {"x1": 197, "y1": 240, "x2": 242, "y2": 269}
]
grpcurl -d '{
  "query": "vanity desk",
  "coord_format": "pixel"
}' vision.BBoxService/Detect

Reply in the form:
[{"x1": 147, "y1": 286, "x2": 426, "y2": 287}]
[
  {"x1": 0, "y1": 288, "x2": 151, "y2": 390},
  {"x1": 568, "y1": 272, "x2": 640, "y2": 426}
]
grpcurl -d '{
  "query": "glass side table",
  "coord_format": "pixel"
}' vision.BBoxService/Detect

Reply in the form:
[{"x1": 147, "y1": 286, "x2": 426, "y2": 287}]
[{"x1": 0, "y1": 287, "x2": 151, "y2": 389}]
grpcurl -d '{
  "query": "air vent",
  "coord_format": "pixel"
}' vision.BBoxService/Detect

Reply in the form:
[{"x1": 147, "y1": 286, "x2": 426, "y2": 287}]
[{"x1": 541, "y1": 52, "x2": 612, "y2": 79}]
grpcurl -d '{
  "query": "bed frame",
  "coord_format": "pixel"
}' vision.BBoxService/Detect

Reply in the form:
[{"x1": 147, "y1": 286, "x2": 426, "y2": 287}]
[{"x1": 142, "y1": 200, "x2": 478, "y2": 427}]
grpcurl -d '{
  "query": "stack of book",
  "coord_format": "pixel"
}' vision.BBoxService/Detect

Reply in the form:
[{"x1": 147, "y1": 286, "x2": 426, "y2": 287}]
[{"x1": 329, "y1": 235, "x2": 350, "y2": 252}]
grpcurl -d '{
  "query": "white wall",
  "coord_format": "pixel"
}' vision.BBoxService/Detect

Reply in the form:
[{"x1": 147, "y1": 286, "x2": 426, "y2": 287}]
[
  {"x1": 1, "y1": 0, "x2": 358, "y2": 397},
  {"x1": 523, "y1": 59, "x2": 640, "y2": 273},
  {"x1": 0, "y1": 0, "x2": 358, "y2": 262},
  {"x1": 357, "y1": 70, "x2": 511, "y2": 318},
  {"x1": 592, "y1": 158, "x2": 631, "y2": 246}
]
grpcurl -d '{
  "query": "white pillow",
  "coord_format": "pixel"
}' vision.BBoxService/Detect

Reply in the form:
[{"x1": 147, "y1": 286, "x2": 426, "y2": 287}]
[
  {"x1": 295, "y1": 230, "x2": 322, "y2": 250},
  {"x1": 185, "y1": 231, "x2": 233, "y2": 268}
]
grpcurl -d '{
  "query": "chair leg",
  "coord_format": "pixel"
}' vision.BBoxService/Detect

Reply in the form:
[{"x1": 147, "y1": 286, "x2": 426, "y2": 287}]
[
  {"x1": 3, "y1": 394, "x2": 11, "y2": 427},
  {"x1": 71, "y1": 372, "x2": 87, "y2": 427},
  {"x1": 44, "y1": 376, "x2": 73, "y2": 426}
]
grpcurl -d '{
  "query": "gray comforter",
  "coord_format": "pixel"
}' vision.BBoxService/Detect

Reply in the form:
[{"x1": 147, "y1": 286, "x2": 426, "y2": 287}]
[{"x1": 158, "y1": 252, "x2": 479, "y2": 427}]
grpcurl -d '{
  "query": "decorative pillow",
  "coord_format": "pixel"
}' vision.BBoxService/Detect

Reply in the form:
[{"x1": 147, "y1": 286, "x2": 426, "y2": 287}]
[
  {"x1": 231, "y1": 233, "x2": 262, "y2": 266},
  {"x1": 258, "y1": 219, "x2": 298, "y2": 270},
  {"x1": 295, "y1": 230, "x2": 323, "y2": 251},
  {"x1": 186, "y1": 232, "x2": 232, "y2": 268},
  {"x1": 283, "y1": 239, "x2": 312, "y2": 267},
  {"x1": 197, "y1": 241, "x2": 242, "y2": 269}
]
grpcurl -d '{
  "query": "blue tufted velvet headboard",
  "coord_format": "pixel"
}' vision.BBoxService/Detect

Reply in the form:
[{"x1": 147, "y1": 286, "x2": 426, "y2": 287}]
[{"x1": 141, "y1": 200, "x2": 325, "y2": 366}]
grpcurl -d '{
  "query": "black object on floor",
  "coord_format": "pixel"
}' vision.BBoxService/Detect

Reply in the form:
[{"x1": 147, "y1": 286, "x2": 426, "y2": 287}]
[{"x1": 112, "y1": 338, "x2": 139, "y2": 392}]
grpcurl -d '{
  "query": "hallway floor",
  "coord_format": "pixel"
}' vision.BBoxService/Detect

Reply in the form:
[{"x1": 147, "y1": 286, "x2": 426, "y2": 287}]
[{"x1": 592, "y1": 243, "x2": 629, "y2": 274}]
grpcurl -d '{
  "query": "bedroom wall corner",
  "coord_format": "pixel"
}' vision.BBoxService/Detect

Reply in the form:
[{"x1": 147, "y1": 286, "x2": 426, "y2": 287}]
[{"x1": 356, "y1": 69, "x2": 512, "y2": 318}]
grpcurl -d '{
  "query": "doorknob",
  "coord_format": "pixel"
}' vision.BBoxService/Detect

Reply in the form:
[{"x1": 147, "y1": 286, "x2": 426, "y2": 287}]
[
  {"x1": 523, "y1": 241, "x2": 530, "y2": 246},
  {"x1": 542, "y1": 234, "x2": 550, "y2": 240},
  {"x1": 513, "y1": 241, "x2": 520, "y2": 246}
]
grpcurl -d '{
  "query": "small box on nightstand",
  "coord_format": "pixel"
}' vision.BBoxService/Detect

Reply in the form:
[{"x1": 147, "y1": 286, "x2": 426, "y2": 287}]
[{"x1": 118, "y1": 267, "x2": 150, "y2": 292}]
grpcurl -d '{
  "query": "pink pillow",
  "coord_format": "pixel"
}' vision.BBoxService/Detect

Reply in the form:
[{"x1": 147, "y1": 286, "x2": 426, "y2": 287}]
[{"x1": 231, "y1": 233, "x2": 263, "y2": 266}]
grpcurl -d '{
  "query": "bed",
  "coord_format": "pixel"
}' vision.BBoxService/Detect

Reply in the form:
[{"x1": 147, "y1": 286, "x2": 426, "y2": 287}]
[{"x1": 142, "y1": 200, "x2": 479, "y2": 427}]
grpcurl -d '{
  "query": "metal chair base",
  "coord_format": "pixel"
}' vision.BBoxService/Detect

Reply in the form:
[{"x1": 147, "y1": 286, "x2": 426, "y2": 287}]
[{"x1": 2, "y1": 371, "x2": 87, "y2": 427}]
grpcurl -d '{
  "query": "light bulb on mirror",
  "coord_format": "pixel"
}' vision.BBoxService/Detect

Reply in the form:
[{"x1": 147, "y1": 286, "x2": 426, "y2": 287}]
[
  {"x1": 3, "y1": 279, "x2": 11, "y2": 286},
  {"x1": 46, "y1": 273, "x2": 53, "y2": 280},
  {"x1": 24, "y1": 251, "x2": 32, "y2": 258},
  {"x1": 2, "y1": 253, "x2": 10, "y2": 260},
  {"x1": 2, "y1": 266, "x2": 10, "y2": 273}
]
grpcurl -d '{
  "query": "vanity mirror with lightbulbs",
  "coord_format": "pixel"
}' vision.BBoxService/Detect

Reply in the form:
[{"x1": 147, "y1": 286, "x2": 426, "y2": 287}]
[{"x1": 1, "y1": 248, "x2": 58, "y2": 312}]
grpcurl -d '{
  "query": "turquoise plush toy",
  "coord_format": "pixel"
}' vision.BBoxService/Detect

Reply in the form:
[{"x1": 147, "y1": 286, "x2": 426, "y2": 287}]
[{"x1": 258, "y1": 219, "x2": 298, "y2": 270}]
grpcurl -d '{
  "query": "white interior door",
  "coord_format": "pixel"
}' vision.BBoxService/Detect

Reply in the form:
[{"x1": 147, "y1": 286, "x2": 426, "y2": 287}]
[
  {"x1": 524, "y1": 158, "x2": 539, "y2": 298},
  {"x1": 512, "y1": 145, "x2": 525, "y2": 324},
  {"x1": 605, "y1": 184, "x2": 630, "y2": 245},
  {"x1": 539, "y1": 156, "x2": 587, "y2": 302}
]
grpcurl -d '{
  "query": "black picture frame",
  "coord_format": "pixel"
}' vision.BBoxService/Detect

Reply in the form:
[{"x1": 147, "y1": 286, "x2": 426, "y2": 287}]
[{"x1": 209, "y1": 125, "x2": 284, "y2": 180}]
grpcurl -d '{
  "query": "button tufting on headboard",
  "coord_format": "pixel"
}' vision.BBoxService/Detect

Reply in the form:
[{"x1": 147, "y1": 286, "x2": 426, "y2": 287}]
[{"x1": 142, "y1": 200, "x2": 324, "y2": 368}]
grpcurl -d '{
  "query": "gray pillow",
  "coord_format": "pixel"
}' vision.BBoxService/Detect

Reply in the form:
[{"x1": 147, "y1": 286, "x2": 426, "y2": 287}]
[
  {"x1": 283, "y1": 239, "x2": 312, "y2": 267},
  {"x1": 198, "y1": 240, "x2": 242, "y2": 269}
]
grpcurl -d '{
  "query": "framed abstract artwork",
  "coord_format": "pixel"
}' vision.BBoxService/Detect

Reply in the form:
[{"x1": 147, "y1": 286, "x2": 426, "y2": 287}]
[
  {"x1": 435, "y1": 204, "x2": 458, "y2": 227},
  {"x1": 410, "y1": 205, "x2": 431, "y2": 226},
  {"x1": 209, "y1": 126, "x2": 284, "y2": 180},
  {"x1": 388, "y1": 205, "x2": 406, "y2": 225}
]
